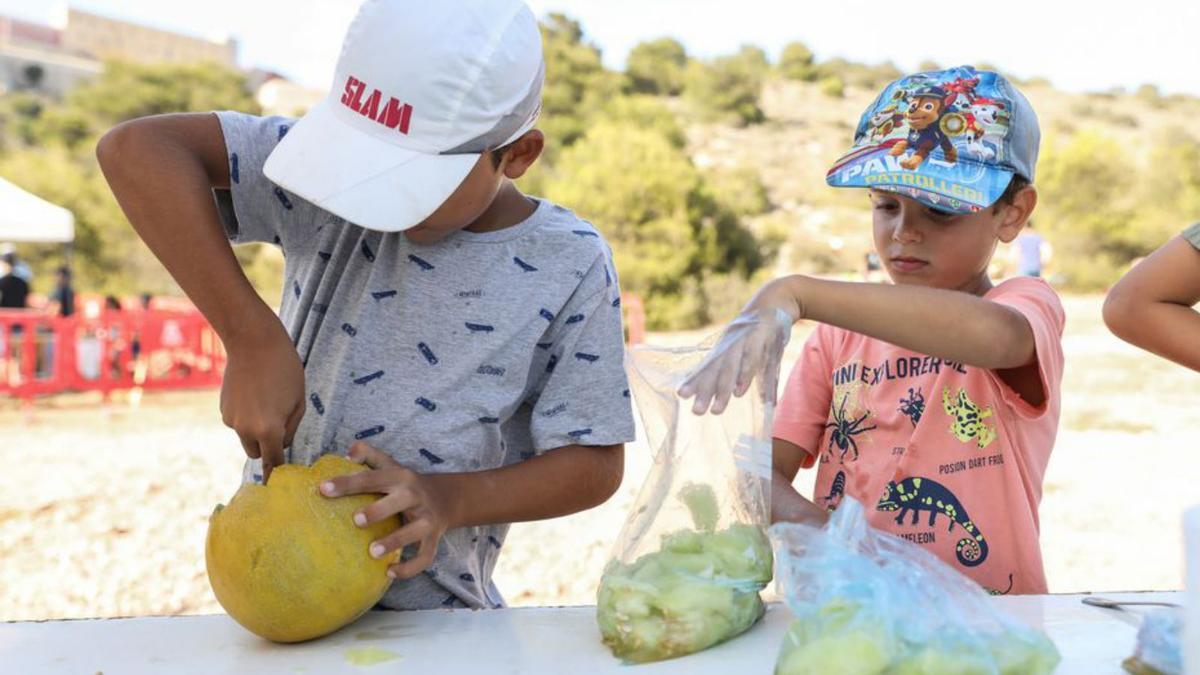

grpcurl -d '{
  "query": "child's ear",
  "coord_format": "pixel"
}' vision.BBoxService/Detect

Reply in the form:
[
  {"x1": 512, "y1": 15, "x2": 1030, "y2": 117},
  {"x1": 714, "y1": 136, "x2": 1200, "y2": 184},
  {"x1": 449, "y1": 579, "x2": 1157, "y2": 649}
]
[
  {"x1": 997, "y1": 185, "x2": 1038, "y2": 243},
  {"x1": 500, "y1": 130, "x2": 544, "y2": 180}
]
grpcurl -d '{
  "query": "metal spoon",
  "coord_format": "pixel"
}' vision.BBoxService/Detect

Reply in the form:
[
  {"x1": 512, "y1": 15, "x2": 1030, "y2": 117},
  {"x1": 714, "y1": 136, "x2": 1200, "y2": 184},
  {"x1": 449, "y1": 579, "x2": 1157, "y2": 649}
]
[{"x1": 1082, "y1": 597, "x2": 1181, "y2": 610}]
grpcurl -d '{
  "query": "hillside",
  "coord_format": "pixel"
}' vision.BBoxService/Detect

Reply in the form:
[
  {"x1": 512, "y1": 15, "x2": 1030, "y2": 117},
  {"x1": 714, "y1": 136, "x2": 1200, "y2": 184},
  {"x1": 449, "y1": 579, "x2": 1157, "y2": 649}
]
[{"x1": 685, "y1": 77, "x2": 1200, "y2": 281}]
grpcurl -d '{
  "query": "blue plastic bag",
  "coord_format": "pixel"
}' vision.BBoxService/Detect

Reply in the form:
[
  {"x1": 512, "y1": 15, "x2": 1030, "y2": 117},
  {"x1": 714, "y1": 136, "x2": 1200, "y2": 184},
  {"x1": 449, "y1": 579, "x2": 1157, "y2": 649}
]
[{"x1": 771, "y1": 498, "x2": 1061, "y2": 675}]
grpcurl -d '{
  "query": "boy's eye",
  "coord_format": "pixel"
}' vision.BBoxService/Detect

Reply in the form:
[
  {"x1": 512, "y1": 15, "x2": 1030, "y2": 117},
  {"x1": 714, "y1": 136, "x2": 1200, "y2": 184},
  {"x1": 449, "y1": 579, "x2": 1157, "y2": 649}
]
[{"x1": 926, "y1": 207, "x2": 957, "y2": 221}]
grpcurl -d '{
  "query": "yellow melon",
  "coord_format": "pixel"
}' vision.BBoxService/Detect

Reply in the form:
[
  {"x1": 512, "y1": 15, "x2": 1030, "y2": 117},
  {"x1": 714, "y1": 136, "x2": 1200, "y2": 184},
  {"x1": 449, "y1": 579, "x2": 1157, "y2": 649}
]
[{"x1": 205, "y1": 454, "x2": 399, "y2": 642}]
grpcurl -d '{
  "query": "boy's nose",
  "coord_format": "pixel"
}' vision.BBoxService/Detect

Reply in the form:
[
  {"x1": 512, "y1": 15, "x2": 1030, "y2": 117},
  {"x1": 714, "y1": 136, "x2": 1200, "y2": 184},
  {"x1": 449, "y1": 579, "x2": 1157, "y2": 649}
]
[{"x1": 892, "y1": 210, "x2": 923, "y2": 244}]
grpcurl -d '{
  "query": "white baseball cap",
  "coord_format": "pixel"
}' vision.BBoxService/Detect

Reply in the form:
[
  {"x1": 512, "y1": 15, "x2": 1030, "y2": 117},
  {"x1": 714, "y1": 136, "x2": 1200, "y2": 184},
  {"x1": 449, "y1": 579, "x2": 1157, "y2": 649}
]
[{"x1": 263, "y1": 0, "x2": 545, "y2": 232}]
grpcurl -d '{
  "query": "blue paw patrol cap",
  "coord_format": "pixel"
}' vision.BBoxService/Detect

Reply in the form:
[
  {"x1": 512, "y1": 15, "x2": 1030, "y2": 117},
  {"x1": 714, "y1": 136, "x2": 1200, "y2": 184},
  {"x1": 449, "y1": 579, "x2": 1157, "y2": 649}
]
[{"x1": 826, "y1": 65, "x2": 1039, "y2": 214}]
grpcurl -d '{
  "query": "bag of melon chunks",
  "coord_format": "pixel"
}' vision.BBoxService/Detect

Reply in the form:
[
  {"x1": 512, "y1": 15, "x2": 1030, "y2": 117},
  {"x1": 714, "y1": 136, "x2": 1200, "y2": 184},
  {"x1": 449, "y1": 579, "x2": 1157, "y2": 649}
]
[
  {"x1": 770, "y1": 498, "x2": 1061, "y2": 675},
  {"x1": 596, "y1": 340, "x2": 775, "y2": 663}
]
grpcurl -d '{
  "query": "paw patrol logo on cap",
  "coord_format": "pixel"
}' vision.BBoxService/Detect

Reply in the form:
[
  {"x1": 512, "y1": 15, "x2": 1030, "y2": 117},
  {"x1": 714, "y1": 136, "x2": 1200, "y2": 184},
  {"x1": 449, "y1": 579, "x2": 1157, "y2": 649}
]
[{"x1": 826, "y1": 65, "x2": 1039, "y2": 214}]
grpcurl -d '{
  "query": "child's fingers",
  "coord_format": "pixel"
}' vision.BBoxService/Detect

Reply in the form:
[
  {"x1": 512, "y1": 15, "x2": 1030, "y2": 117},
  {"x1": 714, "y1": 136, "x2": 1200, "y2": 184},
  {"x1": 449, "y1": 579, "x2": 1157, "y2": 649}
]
[
  {"x1": 320, "y1": 466, "x2": 402, "y2": 498},
  {"x1": 354, "y1": 489, "x2": 419, "y2": 528},
  {"x1": 282, "y1": 401, "x2": 305, "y2": 452},
  {"x1": 679, "y1": 348, "x2": 721, "y2": 400},
  {"x1": 734, "y1": 334, "x2": 767, "y2": 397},
  {"x1": 347, "y1": 441, "x2": 400, "y2": 469},
  {"x1": 689, "y1": 369, "x2": 719, "y2": 414},
  {"x1": 237, "y1": 433, "x2": 261, "y2": 461},
  {"x1": 369, "y1": 518, "x2": 430, "y2": 561},
  {"x1": 387, "y1": 536, "x2": 439, "y2": 580},
  {"x1": 762, "y1": 359, "x2": 781, "y2": 405},
  {"x1": 259, "y1": 430, "x2": 286, "y2": 484},
  {"x1": 707, "y1": 348, "x2": 743, "y2": 415}
]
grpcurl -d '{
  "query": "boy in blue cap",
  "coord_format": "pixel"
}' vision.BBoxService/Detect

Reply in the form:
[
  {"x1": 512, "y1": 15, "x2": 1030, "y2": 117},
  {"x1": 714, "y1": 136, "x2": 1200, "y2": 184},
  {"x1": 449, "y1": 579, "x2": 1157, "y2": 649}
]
[
  {"x1": 97, "y1": 0, "x2": 635, "y2": 610},
  {"x1": 683, "y1": 66, "x2": 1064, "y2": 594}
]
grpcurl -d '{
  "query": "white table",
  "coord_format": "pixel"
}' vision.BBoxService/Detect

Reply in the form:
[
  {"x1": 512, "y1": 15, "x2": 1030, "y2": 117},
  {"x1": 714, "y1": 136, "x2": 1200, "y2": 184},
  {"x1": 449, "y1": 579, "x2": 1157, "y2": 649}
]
[{"x1": 0, "y1": 591, "x2": 1180, "y2": 674}]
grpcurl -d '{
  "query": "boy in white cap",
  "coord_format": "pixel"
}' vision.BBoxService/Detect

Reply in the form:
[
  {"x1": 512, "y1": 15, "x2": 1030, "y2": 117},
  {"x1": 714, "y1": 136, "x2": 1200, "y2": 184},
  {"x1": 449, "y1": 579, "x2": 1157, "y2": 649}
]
[{"x1": 97, "y1": 0, "x2": 634, "y2": 610}]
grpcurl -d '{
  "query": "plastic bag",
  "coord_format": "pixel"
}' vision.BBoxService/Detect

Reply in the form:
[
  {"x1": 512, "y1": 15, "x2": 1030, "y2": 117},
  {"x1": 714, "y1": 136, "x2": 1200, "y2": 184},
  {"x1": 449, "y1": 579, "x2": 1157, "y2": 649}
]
[
  {"x1": 1123, "y1": 608, "x2": 1183, "y2": 675},
  {"x1": 596, "y1": 341, "x2": 775, "y2": 663},
  {"x1": 771, "y1": 498, "x2": 1061, "y2": 675}
]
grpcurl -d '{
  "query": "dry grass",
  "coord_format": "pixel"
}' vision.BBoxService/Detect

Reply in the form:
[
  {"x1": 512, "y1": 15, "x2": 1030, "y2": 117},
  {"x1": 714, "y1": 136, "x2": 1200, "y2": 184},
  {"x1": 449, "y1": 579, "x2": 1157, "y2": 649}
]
[{"x1": 1, "y1": 294, "x2": 1197, "y2": 620}]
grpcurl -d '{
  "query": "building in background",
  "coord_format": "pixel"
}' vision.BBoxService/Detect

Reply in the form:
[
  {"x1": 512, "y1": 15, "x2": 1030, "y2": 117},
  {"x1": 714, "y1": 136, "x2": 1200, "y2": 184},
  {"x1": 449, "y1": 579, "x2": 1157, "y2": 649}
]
[
  {"x1": 0, "y1": 6, "x2": 238, "y2": 97},
  {"x1": 0, "y1": 15, "x2": 100, "y2": 96},
  {"x1": 250, "y1": 70, "x2": 324, "y2": 117},
  {"x1": 60, "y1": 8, "x2": 236, "y2": 68}
]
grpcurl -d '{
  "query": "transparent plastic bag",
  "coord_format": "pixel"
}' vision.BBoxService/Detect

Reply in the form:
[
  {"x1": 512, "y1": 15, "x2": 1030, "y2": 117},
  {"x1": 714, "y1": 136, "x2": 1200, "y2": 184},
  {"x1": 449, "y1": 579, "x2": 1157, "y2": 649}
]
[
  {"x1": 596, "y1": 341, "x2": 775, "y2": 663},
  {"x1": 771, "y1": 498, "x2": 1061, "y2": 675},
  {"x1": 1123, "y1": 608, "x2": 1183, "y2": 675}
]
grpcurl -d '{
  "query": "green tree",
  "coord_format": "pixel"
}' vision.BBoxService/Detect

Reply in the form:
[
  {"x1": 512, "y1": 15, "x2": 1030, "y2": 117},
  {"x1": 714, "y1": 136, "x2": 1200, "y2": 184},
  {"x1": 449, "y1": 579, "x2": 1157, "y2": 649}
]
[
  {"x1": 779, "y1": 41, "x2": 817, "y2": 81},
  {"x1": 1036, "y1": 129, "x2": 1138, "y2": 288},
  {"x1": 1127, "y1": 129, "x2": 1200, "y2": 249},
  {"x1": 816, "y1": 58, "x2": 901, "y2": 88},
  {"x1": 684, "y1": 55, "x2": 765, "y2": 126},
  {"x1": 732, "y1": 44, "x2": 770, "y2": 78},
  {"x1": 539, "y1": 14, "x2": 621, "y2": 152},
  {"x1": 65, "y1": 61, "x2": 258, "y2": 131},
  {"x1": 542, "y1": 111, "x2": 768, "y2": 329},
  {"x1": 702, "y1": 166, "x2": 770, "y2": 218},
  {"x1": 819, "y1": 75, "x2": 845, "y2": 98},
  {"x1": 624, "y1": 37, "x2": 688, "y2": 96},
  {"x1": 601, "y1": 95, "x2": 687, "y2": 148},
  {"x1": 544, "y1": 121, "x2": 700, "y2": 314},
  {"x1": 0, "y1": 60, "x2": 262, "y2": 294}
]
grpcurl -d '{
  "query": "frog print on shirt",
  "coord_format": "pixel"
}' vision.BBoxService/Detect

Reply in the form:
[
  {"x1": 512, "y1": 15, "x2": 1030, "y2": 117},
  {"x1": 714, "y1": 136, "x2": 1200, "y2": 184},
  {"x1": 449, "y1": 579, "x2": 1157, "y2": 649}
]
[{"x1": 942, "y1": 387, "x2": 997, "y2": 449}]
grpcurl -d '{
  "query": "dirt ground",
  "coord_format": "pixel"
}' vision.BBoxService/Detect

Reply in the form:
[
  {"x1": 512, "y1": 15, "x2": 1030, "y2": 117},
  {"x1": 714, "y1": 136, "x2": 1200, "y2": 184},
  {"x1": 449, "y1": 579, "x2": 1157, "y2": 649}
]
[{"x1": 1, "y1": 295, "x2": 1198, "y2": 621}]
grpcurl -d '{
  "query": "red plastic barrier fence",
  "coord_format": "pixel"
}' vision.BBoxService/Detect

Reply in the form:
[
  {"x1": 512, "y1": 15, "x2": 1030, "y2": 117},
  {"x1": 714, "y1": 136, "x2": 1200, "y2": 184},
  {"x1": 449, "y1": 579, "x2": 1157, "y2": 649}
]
[
  {"x1": 623, "y1": 293, "x2": 645, "y2": 345},
  {"x1": 0, "y1": 308, "x2": 225, "y2": 403}
]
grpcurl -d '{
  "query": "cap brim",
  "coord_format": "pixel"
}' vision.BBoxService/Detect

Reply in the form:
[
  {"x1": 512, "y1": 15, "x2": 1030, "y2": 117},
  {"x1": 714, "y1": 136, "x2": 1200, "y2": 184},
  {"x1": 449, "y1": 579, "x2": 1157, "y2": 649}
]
[
  {"x1": 263, "y1": 99, "x2": 479, "y2": 232},
  {"x1": 825, "y1": 142, "x2": 1013, "y2": 215}
]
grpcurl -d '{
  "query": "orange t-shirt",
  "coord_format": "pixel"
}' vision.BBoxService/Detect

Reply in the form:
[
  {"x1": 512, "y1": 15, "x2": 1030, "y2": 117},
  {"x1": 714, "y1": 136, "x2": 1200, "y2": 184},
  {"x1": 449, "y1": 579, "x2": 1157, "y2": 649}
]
[{"x1": 773, "y1": 278, "x2": 1065, "y2": 594}]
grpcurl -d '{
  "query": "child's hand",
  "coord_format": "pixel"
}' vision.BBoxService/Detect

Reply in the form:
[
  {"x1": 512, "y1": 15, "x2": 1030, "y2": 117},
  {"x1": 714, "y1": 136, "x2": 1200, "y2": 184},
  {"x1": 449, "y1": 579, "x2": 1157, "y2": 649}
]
[
  {"x1": 220, "y1": 322, "x2": 305, "y2": 483},
  {"x1": 678, "y1": 278, "x2": 799, "y2": 415},
  {"x1": 319, "y1": 442, "x2": 456, "y2": 580}
]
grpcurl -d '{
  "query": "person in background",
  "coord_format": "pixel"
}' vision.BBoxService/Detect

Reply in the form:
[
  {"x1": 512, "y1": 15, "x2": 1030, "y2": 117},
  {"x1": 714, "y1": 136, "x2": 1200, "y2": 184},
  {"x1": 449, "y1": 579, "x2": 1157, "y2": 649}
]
[
  {"x1": 0, "y1": 257, "x2": 30, "y2": 309},
  {"x1": 0, "y1": 246, "x2": 33, "y2": 283},
  {"x1": 49, "y1": 266, "x2": 75, "y2": 317},
  {"x1": 1103, "y1": 222, "x2": 1200, "y2": 371},
  {"x1": 1012, "y1": 220, "x2": 1051, "y2": 278},
  {"x1": 863, "y1": 251, "x2": 885, "y2": 283},
  {"x1": 0, "y1": 255, "x2": 30, "y2": 384}
]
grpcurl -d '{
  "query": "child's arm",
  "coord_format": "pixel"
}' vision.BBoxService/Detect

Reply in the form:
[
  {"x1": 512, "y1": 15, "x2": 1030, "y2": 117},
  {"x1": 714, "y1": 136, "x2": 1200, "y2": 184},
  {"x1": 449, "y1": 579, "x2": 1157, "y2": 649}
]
[
  {"x1": 320, "y1": 441, "x2": 623, "y2": 579},
  {"x1": 97, "y1": 113, "x2": 304, "y2": 481},
  {"x1": 1103, "y1": 233, "x2": 1200, "y2": 371},
  {"x1": 683, "y1": 275, "x2": 1040, "y2": 414},
  {"x1": 773, "y1": 275, "x2": 1036, "y2": 369},
  {"x1": 772, "y1": 438, "x2": 829, "y2": 527}
]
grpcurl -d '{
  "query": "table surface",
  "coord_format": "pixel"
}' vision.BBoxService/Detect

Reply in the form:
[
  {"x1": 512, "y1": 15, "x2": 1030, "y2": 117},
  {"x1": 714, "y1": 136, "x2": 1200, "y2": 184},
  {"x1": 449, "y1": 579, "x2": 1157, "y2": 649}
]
[{"x1": 0, "y1": 591, "x2": 1181, "y2": 674}]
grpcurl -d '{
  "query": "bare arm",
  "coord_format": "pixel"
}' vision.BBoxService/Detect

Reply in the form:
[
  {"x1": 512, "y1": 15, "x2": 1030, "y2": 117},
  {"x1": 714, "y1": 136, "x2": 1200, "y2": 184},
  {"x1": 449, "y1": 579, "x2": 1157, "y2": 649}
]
[
  {"x1": 1103, "y1": 236, "x2": 1200, "y2": 371},
  {"x1": 781, "y1": 275, "x2": 1036, "y2": 371},
  {"x1": 324, "y1": 442, "x2": 625, "y2": 579},
  {"x1": 97, "y1": 113, "x2": 304, "y2": 480},
  {"x1": 771, "y1": 438, "x2": 828, "y2": 527},
  {"x1": 97, "y1": 113, "x2": 264, "y2": 337},
  {"x1": 681, "y1": 273, "x2": 1046, "y2": 415},
  {"x1": 433, "y1": 443, "x2": 624, "y2": 528}
]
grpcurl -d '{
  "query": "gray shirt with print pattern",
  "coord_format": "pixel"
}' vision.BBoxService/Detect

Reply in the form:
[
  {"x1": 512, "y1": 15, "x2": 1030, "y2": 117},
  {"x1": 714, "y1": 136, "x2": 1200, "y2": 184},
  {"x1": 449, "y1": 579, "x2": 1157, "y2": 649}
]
[
  {"x1": 214, "y1": 112, "x2": 635, "y2": 610},
  {"x1": 1184, "y1": 222, "x2": 1200, "y2": 250}
]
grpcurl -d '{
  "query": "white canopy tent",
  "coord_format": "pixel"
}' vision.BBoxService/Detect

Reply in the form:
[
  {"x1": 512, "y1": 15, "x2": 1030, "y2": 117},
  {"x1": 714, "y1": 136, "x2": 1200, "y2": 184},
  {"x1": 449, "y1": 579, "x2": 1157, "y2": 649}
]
[{"x1": 0, "y1": 177, "x2": 75, "y2": 243}]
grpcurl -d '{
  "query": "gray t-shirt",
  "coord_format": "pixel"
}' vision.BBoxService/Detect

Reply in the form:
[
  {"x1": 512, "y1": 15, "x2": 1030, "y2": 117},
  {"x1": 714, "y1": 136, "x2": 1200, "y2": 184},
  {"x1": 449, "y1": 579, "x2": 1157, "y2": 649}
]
[
  {"x1": 1184, "y1": 222, "x2": 1200, "y2": 250},
  {"x1": 214, "y1": 112, "x2": 635, "y2": 610}
]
